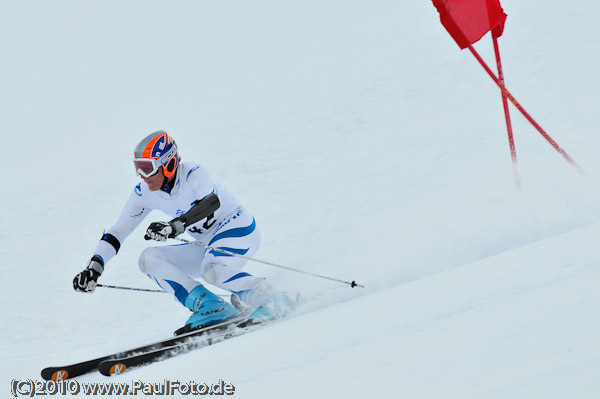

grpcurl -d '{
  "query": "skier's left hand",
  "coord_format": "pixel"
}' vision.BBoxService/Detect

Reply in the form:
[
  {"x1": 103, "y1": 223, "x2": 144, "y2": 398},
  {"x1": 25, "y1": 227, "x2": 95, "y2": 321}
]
[
  {"x1": 145, "y1": 220, "x2": 184, "y2": 241},
  {"x1": 145, "y1": 221, "x2": 173, "y2": 241}
]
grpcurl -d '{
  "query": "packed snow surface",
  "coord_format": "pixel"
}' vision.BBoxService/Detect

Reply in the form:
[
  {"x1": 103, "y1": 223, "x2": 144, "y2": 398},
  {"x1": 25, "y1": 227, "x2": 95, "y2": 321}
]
[{"x1": 2, "y1": 0, "x2": 599, "y2": 398}]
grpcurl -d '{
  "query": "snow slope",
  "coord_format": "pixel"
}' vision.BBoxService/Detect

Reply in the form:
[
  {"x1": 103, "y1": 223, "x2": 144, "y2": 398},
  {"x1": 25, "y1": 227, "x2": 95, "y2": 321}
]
[
  {"x1": 112, "y1": 223, "x2": 600, "y2": 398},
  {"x1": 2, "y1": 0, "x2": 600, "y2": 397}
]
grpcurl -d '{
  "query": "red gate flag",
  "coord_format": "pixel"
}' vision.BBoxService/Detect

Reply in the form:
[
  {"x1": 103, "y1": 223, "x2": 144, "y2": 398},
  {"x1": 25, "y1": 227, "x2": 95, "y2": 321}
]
[{"x1": 432, "y1": 0, "x2": 507, "y2": 49}]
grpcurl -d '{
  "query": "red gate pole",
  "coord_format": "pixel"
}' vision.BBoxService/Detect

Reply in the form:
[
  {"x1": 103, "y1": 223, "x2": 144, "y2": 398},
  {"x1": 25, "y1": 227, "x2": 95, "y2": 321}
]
[
  {"x1": 492, "y1": 34, "x2": 521, "y2": 189},
  {"x1": 467, "y1": 44, "x2": 584, "y2": 176}
]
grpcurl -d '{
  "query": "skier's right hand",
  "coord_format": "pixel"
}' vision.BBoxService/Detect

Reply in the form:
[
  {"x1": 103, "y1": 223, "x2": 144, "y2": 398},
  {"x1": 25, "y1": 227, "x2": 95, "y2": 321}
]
[{"x1": 73, "y1": 257, "x2": 104, "y2": 293}]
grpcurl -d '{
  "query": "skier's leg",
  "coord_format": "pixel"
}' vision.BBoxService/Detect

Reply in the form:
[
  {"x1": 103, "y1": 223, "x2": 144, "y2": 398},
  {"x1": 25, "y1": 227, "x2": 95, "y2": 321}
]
[
  {"x1": 139, "y1": 244, "x2": 202, "y2": 302},
  {"x1": 139, "y1": 243, "x2": 238, "y2": 328},
  {"x1": 199, "y1": 208, "x2": 294, "y2": 319},
  {"x1": 198, "y1": 208, "x2": 263, "y2": 294}
]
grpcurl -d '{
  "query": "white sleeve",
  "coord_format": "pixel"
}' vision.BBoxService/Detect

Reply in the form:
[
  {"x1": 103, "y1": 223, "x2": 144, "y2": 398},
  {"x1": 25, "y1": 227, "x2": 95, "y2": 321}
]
[
  {"x1": 93, "y1": 187, "x2": 151, "y2": 266},
  {"x1": 183, "y1": 163, "x2": 241, "y2": 222},
  {"x1": 186, "y1": 165, "x2": 217, "y2": 200}
]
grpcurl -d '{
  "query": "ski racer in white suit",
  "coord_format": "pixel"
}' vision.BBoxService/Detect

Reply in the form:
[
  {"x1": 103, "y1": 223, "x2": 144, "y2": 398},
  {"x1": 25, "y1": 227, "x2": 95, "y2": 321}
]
[{"x1": 73, "y1": 130, "x2": 279, "y2": 331}]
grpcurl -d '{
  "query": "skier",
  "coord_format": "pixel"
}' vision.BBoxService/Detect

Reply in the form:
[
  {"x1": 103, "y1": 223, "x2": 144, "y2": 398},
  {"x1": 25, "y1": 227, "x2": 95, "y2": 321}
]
[{"x1": 73, "y1": 130, "x2": 283, "y2": 331}]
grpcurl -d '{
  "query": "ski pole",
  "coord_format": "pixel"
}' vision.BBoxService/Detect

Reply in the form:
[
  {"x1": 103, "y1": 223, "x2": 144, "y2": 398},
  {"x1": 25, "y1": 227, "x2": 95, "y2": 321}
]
[
  {"x1": 97, "y1": 284, "x2": 167, "y2": 293},
  {"x1": 173, "y1": 237, "x2": 364, "y2": 288},
  {"x1": 96, "y1": 283, "x2": 231, "y2": 297}
]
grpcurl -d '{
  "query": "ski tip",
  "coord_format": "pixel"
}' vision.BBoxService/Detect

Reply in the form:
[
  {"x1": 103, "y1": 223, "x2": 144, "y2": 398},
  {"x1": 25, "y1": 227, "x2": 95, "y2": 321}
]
[
  {"x1": 52, "y1": 370, "x2": 69, "y2": 381},
  {"x1": 109, "y1": 363, "x2": 127, "y2": 376},
  {"x1": 41, "y1": 368, "x2": 69, "y2": 381}
]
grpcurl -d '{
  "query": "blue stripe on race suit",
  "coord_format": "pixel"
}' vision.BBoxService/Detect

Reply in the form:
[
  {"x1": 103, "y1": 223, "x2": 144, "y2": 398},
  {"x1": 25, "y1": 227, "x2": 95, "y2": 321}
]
[
  {"x1": 186, "y1": 166, "x2": 200, "y2": 181},
  {"x1": 210, "y1": 247, "x2": 250, "y2": 257},
  {"x1": 222, "y1": 272, "x2": 253, "y2": 284},
  {"x1": 208, "y1": 218, "x2": 256, "y2": 246},
  {"x1": 165, "y1": 279, "x2": 189, "y2": 305},
  {"x1": 150, "y1": 275, "x2": 165, "y2": 290}
]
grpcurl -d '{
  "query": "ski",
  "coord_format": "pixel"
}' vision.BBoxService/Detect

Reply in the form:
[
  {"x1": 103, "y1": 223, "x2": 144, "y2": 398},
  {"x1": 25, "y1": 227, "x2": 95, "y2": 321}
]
[
  {"x1": 40, "y1": 311, "x2": 253, "y2": 381},
  {"x1": 97, "y1": 325, "x2": 250, "y2": 376}
]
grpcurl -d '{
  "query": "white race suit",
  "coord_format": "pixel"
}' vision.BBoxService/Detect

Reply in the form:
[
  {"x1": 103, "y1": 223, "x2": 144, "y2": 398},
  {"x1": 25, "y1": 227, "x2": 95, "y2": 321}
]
[{"x1": 91, "y1": 161, "x2": 263, "y2": 305}]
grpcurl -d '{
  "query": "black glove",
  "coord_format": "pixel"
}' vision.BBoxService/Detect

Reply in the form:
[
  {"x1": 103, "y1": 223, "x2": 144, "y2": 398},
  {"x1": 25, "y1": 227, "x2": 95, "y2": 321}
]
[
  {"x1": 144, "y1": 220, "x2": 185, "y2": 241},
  {"x1": 73, "y1": 257, "x2": 104, "y2": 293}
]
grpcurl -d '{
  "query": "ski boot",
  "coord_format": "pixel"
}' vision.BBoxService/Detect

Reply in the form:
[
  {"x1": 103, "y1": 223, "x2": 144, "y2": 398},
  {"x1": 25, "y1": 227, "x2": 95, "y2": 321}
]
[
  {"x1": 181, "y1": 285, "x2": 239, "y2": 332},
  {"x1": 233, "y1": 282, "x2": 296, "y2": 324}
]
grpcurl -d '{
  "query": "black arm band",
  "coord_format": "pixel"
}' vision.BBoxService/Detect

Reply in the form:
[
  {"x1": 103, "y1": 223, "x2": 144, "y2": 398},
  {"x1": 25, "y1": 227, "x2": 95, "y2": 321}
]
[
  {"x1": 101, "y1": 233, "x2": 121, "y2": 254},
  {"x1": 171, "y1": 193, "x2": 220, "y2": 228}
]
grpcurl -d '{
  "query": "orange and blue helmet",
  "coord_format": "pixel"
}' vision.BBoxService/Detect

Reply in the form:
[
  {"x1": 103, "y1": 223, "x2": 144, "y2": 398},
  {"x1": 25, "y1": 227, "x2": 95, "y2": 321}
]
[{"x1": 133, "y1": 130, "x2": 180, "y2": 179}]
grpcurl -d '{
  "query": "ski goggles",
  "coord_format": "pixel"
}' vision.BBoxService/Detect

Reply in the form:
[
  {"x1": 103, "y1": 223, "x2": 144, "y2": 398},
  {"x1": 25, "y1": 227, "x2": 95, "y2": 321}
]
[{"x1": 133, "y1": 144, "x2": 178, "y2": 178}]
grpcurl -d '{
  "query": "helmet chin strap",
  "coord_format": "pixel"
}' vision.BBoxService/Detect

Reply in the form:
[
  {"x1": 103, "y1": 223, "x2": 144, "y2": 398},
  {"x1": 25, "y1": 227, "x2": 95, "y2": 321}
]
[{"x1": 160, "y1": 167, "x2": 178, "y2": 193}]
